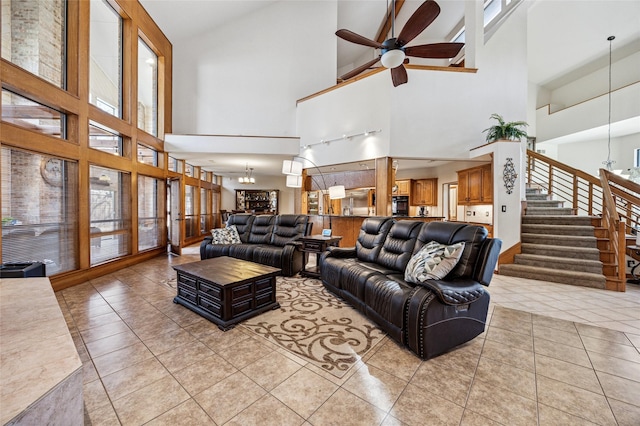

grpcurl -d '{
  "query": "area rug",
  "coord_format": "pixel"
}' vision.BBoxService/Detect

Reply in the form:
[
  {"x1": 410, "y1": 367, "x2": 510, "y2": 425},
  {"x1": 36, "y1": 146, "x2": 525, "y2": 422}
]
[{"x1": 242, "y1": 275, "x2": 386, "y2": 378}]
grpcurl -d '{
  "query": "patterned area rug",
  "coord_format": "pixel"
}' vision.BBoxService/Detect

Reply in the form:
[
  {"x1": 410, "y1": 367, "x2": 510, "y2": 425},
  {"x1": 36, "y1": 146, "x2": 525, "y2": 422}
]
[{"x1": 242, "y1": 276, "x2": 386, "y2": 378}]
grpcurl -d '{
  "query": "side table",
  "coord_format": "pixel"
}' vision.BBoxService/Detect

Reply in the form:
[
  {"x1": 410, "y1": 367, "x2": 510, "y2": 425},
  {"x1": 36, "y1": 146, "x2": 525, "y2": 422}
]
[{"x1": 299, "y1": 235, "x2": 342, "y2": 278}]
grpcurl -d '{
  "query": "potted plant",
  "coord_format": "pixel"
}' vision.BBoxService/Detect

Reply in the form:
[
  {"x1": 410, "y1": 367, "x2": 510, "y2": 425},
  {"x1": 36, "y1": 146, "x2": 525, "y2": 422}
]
[{"x1": 482, "y1": 113, "x2": 528, "y2": 143}]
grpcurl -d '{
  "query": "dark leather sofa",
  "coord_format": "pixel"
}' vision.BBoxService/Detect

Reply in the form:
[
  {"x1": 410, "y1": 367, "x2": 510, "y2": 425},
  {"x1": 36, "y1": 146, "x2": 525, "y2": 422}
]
[
  {"x1": 320, "y1": 217, "x2": 502, "y2": 359},
  {"x1": 200, "y1": 213, "x2": 309, "y2": 276}
]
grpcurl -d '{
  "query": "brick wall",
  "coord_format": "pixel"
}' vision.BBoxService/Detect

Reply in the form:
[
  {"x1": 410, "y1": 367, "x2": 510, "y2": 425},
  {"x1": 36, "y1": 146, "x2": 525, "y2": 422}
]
[{"x1": 4, "y1": 0, "x2": 64, "y2": 87}]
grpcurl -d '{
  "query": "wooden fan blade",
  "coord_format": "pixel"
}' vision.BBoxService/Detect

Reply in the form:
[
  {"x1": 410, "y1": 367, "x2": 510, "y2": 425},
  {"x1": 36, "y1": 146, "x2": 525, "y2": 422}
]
[
  {"x1": 391, "y1": 65, "x2": 408, "y2": 87},
  {"x1": 405, "y1": 43, "x2": 464, "y2": 59},
  {"x1": 339, "y1": 57, "x2": 381, "y2": 81},
  {"x1": 336, "y1": 29, "x2": 383, "y2": 49},
  {"x1": 397, "y1": 0, "x2": 440, "y2": 46}
]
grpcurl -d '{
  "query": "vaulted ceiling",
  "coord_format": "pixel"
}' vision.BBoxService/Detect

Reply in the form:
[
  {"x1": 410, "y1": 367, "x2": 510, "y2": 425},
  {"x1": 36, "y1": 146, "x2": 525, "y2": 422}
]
[{"x1": 139, "y1": 0, "x2": 640, "y2": 177}]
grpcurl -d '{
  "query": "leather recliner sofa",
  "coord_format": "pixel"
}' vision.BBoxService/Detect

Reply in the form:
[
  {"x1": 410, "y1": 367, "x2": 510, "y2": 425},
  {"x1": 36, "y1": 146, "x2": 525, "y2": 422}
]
[
  {"x1": 320, "y1": 217, "x2": 502, "y2": 359},
  {"x1": 200, "y1": 213, "x2": 309, "y2": 276}
]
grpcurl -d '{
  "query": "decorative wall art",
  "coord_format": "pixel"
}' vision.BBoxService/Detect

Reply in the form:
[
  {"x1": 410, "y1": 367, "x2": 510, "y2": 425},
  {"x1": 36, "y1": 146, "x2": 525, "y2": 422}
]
[{"x1": 503, "y1": 157, "x2": 518, "y2": 194}]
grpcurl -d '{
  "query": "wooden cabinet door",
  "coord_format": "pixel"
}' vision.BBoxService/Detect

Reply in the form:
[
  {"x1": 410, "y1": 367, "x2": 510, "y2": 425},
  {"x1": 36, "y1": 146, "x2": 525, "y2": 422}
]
[
  {"x1": 481, "y1": 164, "x2": 493, "y2": 203},
  {"x1": 457, "y1": 170, "x2": 469, "y2": 204},
  {"x1": 423, "y1": 179, "x2": 437, "y2": 205},
  {"x1": 468, "y1": 168, "x2": 483, "y2": 204},
  {"x1": 412, "y1": 179, "x2": 437, "y2": 205},
  {"x1": 396, "y1": 180, "x2": 411, "y2": 196},
  {"x1": 411, "y1": 180, "x2": 422, "y2": 205}
]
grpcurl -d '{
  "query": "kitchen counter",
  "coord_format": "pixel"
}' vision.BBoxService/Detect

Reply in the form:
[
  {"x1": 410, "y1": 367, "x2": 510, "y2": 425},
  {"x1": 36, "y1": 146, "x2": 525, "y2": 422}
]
[
  {"x1": 0, "y1": 278, "x2": 84, "y2": 425},
  {"x1": 306, "y1": 215, "x2": 445, "y2": 247}
]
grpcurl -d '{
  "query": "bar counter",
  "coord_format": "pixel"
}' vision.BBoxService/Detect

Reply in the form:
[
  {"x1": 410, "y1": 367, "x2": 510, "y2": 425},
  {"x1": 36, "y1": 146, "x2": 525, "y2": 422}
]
[{"x1": 307, "y1": 215, "x2": 445, "y2": 247}]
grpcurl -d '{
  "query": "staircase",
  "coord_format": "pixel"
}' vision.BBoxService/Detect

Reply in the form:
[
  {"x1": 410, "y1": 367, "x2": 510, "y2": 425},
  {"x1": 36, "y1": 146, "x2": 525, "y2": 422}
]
[{"x1": 499, "y1": 187, "x2": 607, "y2": 289}]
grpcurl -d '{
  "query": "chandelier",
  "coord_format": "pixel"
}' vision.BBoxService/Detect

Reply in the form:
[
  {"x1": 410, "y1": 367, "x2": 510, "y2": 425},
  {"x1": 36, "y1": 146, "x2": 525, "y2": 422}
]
[{"x1": 239, "y1": 164, "x2": 255, "y2": 184}]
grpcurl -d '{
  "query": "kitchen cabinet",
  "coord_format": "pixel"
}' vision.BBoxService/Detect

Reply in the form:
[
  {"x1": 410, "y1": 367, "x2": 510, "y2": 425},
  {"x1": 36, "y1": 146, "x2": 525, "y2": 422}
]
[
  {"x1": 457, "y1": 164, "x2": 492, "y2": 205},
  {"x1": 411, "y1": 178, "x2": 438, "y2": 206},
  {"x1": 394, "y1": 180, "x2": 411, "y2": 196}
]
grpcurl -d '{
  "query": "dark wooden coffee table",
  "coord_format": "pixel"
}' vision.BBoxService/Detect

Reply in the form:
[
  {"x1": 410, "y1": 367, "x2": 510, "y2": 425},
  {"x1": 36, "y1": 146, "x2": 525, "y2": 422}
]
[{"x1": 172, "y1": 257, "x2": 281, "y2": 330}]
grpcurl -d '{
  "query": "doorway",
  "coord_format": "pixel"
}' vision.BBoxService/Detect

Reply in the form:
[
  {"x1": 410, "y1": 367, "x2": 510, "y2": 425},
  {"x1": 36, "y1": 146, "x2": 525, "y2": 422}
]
[
  {"x1": 167, "y1": 177, "x2": 182, "y2": 255},
  {"x1": 443, "y1": 183, "x2": 459, "y2": 221}
]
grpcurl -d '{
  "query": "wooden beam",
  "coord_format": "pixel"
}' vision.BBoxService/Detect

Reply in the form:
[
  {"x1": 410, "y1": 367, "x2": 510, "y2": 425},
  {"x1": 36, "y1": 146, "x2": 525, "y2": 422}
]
[{"x1": 376, "y1": 0, "x2": 406, "y2": 43}]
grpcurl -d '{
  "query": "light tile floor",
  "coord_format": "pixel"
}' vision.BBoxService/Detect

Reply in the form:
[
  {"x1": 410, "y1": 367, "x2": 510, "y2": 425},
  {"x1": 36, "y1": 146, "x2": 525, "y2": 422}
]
[{"x1": 56, "y1": 247, "x2": 640, "y2": 425}]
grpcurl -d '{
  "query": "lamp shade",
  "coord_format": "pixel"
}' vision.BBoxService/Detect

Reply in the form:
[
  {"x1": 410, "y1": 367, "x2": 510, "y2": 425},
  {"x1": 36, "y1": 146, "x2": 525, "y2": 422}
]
[
  {"x1": 381, "y1": 49, "x2": 405, "y2": 69},
  {"x1": 282, "y1": 160, "x2": 303, "y2": 176},
  {"x1": 328, "y1": 185, "x2": 346, "y2": 199},
  {"x1": 285, "y1": 175, "x2": 302, "y2": 188}
]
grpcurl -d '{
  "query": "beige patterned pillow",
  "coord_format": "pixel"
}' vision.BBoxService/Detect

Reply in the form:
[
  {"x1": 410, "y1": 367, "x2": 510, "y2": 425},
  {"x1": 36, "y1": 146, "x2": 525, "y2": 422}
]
[
  {"x1": 404, "y1": 241, "x2": 465, "y2": 283},
  {"x1": 210, "y1": 225, "x2": 241, "y2": 244}
]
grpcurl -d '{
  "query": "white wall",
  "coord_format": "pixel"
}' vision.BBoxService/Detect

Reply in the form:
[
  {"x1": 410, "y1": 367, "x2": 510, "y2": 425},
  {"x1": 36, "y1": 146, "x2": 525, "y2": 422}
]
[
  {"x1": 296, "y1": 5, "x2": 529, "y2": 167},
  {"x1": 548, "y1": 52, "x2": 640, "y2": 111},
  {"x1": 555, "y1": 134, "x2": 640, "y2": 175},
  {"x1": 171, "y1": 0, "x2": 338, "y2": 136}
]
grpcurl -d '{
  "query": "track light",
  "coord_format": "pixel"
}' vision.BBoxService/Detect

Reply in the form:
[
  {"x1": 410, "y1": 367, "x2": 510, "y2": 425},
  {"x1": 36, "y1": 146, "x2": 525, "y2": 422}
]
[{"x1": 302, "y1": 129, "x2": 381, "y2": 149}]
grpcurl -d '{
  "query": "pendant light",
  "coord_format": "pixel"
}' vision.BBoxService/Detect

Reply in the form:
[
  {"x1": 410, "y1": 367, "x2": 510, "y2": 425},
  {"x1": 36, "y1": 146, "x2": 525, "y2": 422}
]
[{"x1": 602, "y1": 35, "x2": 615, "y2": 171}]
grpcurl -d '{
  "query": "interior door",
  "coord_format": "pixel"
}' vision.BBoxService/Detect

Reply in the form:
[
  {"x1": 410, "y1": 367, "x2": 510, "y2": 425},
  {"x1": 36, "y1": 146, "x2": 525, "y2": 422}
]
[
  {"x1": 449, "y1": 184, "x2": 458, "y2": 221},
  {"x1": 167, "y1": 177, "x2": 182, "y2": 255}
]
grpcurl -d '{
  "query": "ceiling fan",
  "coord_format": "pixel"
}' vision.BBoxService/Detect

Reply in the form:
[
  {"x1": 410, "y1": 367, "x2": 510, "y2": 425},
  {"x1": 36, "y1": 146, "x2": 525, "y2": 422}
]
[{"x1": 336, "y1": 0, "x2": 464, "y2": 87}]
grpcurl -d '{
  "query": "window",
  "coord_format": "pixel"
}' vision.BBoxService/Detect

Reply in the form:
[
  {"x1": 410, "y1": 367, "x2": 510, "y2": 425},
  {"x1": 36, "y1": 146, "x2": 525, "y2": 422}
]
[
  {"x1": 635, "y1": 149, "x2": 639, "y2": 168},
  {"x1": 1, "y1": 0, "x2": 66, "y2": 88},
  {"x1": 89, "y1": 0, "x2": 122, "y2": 117},
  {"x1": 89, "y1": 166, "x2": 131, "y2": 265},
  {"x1": 89, "y1": 122, "x2": 122, "y2": 155},
  {"x1": 138, "y1": 176, "x2": 164, "y2": 251},
  {"x1": 200, "y1": 188, "x2": 208, "y2": 234},
  {"x1": 137, "y1": 144, "x2": 158, "y2": 166},
  {"x1": 185, "y1": 185, "x2": 196, "y2": 238},
  {"x1": 449, "y1": 0, "x2": 522, "y2": 46},
  {"x1": 483, "y1": 0, "x2": 502, "y2": 26},
  {"x1": 137, "y1": 38, "x2": 158, "y2": 136},
  {"x1": 2, "y1": 89, "x2": 66, "y2": 138},
  {"x1": 1, "y1": 148, "x2": 78, "y2": 275},
  {"x1": 185, "y1": 163, "x2": 194, "y2": 177},
  {"x1": 168, "y1": 156, "x2": 182, "y2": 173}
]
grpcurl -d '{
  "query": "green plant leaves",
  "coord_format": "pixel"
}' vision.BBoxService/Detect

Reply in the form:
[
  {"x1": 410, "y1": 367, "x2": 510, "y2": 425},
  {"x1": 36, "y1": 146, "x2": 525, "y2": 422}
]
[{"x1": 482, "y1": 114, "x2": 528, "y2": 143}]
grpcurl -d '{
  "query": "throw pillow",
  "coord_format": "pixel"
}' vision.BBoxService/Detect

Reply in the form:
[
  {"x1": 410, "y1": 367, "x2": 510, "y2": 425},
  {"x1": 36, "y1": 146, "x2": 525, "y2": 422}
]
[
  {"x1": 210, "y1": 225, "x2": 241, "y2": 244},
  {"x1": 404, "y1": 241, "x2": 465, "y2": 283}
]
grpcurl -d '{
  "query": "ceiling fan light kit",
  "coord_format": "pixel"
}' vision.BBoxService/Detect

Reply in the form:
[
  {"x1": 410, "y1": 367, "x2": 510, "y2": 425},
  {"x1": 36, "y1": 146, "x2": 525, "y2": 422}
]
[
  {"x1": 336, "y1": 0, "x2": 464, "y2": 87},
  {"x1": 381, "y1": 48, "x2": 406, "y2": 69}
]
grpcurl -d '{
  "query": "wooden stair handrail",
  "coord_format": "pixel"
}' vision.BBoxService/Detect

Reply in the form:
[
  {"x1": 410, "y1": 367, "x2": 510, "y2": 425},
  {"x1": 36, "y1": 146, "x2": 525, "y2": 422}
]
[
  {"x1": 525, "y1": 150, "x2": 640, "y2": 292},
  {"x1": 527, "y1": 150, "x2": 601, "y2": 187},
  {"x1": 599, "y1": 168, "x2": 627, "y2": 291}
]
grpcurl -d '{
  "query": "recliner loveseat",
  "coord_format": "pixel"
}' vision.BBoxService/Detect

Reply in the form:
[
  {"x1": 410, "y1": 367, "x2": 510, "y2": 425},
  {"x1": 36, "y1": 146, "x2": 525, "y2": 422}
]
[
  {"x1": 320, "y1": 217, "x2": 501, "y2": 359},
  {"x1": 200, "y1": 213, "x2": 309, "y2": 276}
]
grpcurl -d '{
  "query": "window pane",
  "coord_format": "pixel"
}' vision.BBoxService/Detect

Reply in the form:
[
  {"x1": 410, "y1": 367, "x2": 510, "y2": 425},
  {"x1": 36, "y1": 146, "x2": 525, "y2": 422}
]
[
  {"x1": 2, "y1": 89, "x2": 65, "y2": 138},
  {"x1": 200, "y1": 188, "x2": 207, "y2": 233},
  {"x1": 185, "y1": 184, "x2": 196, "y2": 238},
  {"x1": 90, "y1": 166, "x2": 131, "y2": 265},
  {"x1": 137, "y1": 144, "x2": 158, "y2": 166},
  {"x1": 138, "y1": 38, "x2": 158, "y2": 136},
  {"x1": 1, "y1": 0, "x2": 66, "y2": 88},
  {"x1": 168, "y1": 156, "x2": 182, "y2": 173},
  {"x1": 185, "y1": 163, "x2": 194, "y2": 177},
  {"x1": 138, "y1": 176, "x2": 164, "y2": 251},
  {"x1": 90, "y1": 0, "x2": 122, "y2": 116},
  {"x1": 89, "y1": 122, "x2": 122, "y2": 155},
  {"x1": 1, "y1": 148, "x2": 78, "y2": 275},
  {"x1": 484, "y1": 0, "x2": 502, "y2": 25}
]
